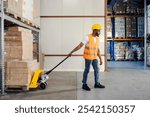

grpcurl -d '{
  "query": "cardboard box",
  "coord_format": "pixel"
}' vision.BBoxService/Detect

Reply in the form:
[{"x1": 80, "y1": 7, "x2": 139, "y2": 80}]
[
  {"x1": 4, "y1": 27, "x2": 33, "y2": 61},
  {"x1": 5, "y1": 60, "x2": 39, "y2": 86}
]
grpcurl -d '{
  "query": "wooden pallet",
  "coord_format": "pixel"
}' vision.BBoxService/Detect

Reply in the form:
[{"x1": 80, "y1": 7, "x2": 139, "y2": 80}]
[
  {"x1": 5, "y1": 8, "x2": 40, "y2": 29},
  {"x1": 5, "y1": 85, "x2": 29, "y2": 92},
  {"x1": 5, "y1": 9, "x2": 21, "y2": 20}
]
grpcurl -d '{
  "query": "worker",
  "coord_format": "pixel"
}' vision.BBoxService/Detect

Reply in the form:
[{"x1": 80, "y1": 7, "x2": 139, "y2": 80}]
[{"x1": 69, "y1": 23, "x2": 105, "y2": 91}]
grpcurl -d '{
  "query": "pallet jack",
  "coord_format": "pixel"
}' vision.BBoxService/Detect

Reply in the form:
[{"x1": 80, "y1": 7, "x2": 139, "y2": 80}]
[{"x1": 29, "y1": 55, "x2": 70, "y2": 89}]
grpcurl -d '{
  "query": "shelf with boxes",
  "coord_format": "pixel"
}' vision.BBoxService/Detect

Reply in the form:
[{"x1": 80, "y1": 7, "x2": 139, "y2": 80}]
[
  {"x1": 146, "y1": 2, "x2": 150, "y2": 66},
  {"x1": 0, "y1": 0, "x2": 41, "y2": 95},
  {"x1": 107, "y1": 0, "x2": 145, "y2": 61},
  {"x1": 3, "y1": 0, "x2": 40, "y2": 29}
]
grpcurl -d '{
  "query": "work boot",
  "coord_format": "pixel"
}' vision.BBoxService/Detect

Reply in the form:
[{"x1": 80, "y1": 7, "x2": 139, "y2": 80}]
[
  {"x1": 82, "y1": 84, "x2": 91, "y2": 91},
  {"x1": 94, "y1": 83, "x2": 105, "y2": 88}
]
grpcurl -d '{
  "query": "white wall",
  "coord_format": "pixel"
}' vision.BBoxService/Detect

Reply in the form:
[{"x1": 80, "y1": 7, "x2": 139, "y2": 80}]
[
  {"x1": 41, "y1": 0, "x2": 106, "y2": 71},
  {"x1": 41, "y1": 0, "x2": 105, "y2": 16}
]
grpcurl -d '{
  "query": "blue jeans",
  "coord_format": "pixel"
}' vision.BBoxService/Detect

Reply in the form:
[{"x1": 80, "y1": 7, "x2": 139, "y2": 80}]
[{"x1": 82, "y1": 59, "x2": 100, "y2": 85}]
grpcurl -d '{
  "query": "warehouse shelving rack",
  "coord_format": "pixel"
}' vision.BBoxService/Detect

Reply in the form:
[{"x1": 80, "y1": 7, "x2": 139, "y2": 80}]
[
  {"x1": 144, "y1": 0, "x2": 150, "y2": 68},
  {"x1": 0, "y1": 0, "x2": 40, "y2": 95},
  {"x1": 107, "y1": 0, "x2": 147, "y2": 62},
  {"x1": 107, "y1": 0, "x2": 149, "y2": 68}
]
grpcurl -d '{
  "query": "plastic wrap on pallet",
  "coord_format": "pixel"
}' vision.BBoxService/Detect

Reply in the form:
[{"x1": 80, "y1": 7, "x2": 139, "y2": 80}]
[
  {"x1": 125, "y1": 47, "x2": 134, "y2": 60},
  {"x1": 107, "y1": 5, "x2": 112, "y2": 14},
  {"x1": 107, "y1": 42, "x2": 110, "y2": 54},
  {"x1": 115, "y1": 18, "x2": 125, "y2": 38},
  {"x1": 137, "y1": 47, "x2": 144, "y2": 61},
  {"x1": 137, "y1": 1, "x2": 144, "y2": 14},
  {"x1": 126, "y1": 0, "x2": 138, "y2": 13},
  {"x1": 107, "y1": 18, "x2": 112, "y2": 38},
  {"x1": 107, "y1": 42, "x2": 111, "y2": 60},
  {"x1": 147, "y1": 45, "x2": 150, "y2": 66},
  {"x1": 113, "y1": 1, "x2": 126, "y2": 14},
  {"x1": 126, "y1": 17, "x2": 136, "y2": 38},
  {"x1": 131, "y1": 44, "x2": 144, "y2": 61},
  {"x1": 147, "y1": 5, "x2": 150, "y2": 34},
  {"x1": 114, "y1": 42, "x2": 126, "y2": 60},
  {"x1": 138, "y1": 17, "x2": 144, "y2": 37}
]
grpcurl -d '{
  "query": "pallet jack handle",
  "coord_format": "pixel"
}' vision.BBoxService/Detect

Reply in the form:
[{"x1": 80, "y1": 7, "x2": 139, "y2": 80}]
[{"x1": 45, "y1": 55, "x2": 70, "y2": 75}]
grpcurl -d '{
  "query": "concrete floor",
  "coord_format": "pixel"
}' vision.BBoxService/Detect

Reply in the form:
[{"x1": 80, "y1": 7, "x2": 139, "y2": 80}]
[{"x1": 0, "y1": 61, "x2": 150, "y2": 100}]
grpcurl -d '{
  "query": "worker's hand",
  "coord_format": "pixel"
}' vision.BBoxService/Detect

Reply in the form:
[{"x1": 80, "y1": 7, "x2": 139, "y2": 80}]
[{"x1": 99, "y1": 61, "x2": 102, "y2": 65}]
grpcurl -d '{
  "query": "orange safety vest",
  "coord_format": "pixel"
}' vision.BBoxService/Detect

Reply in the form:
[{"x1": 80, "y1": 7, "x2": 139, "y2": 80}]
[{"x1": 83, "y1": 34, "x2": 99, "y2": 60}]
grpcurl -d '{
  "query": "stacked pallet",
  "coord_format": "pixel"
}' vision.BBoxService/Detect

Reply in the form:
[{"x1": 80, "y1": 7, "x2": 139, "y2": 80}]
[
  {"x1": 126, "y1": 17, "x2": 136, "y2": 38},
  {"x1": 125, "y1": 47, "x2": 134, "y2": 61},
  {"x1": 107, "y1": 18, "x2": 112, "y2": 38},
  {"x1": 138, "y1": 17, "x2": 144, "y2": 38},
  {"x1": 22, "y1": 0, "x2": 33, "y2": 21},
  {"x1": 5, "y1": 27, "x2": 33, "y2": 60},
  {"x1": 147, "y1": 45, "x2": 150, "y2": 66},
  {"x1": 3, "y1": 0, "x2": 40, "y2": 26},
  {"x1": 126, "y1": 0, "x2": 137, "y2": 14},
  {"x1": 4, "y1": 0, "x2": 22, "y2": 17},
  {"x1": 131, "y1": 44, "x2": 144, "y2": 61},
  {"x1": 114, "y1": 42, "x2": 126, "y2": 60},
  {"x1": 113, "y1": 1, "x2": 126, "y2": 14},
  {"x1": 147, "y1": 4, "x2": 150, "y2": 35},
  {"x1": 4, "y1": 26, "x2": 39, "y2": 91},
  {"x1": 115, "y1": 18, "x2": 125, "y2": 38}
]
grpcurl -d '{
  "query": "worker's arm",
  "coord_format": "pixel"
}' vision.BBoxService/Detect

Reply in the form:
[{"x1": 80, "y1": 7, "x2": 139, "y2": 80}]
[
  {"x1": 69, "y1": 42, "x2": 84, "y2": 56},
  {"x1": 97, "y1": 48, "x2": 102, "y2": 65}
]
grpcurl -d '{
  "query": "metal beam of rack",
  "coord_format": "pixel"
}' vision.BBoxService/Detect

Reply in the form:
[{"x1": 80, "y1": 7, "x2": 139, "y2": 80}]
[
  {"x1": 4, "y1": 14, "x2": 40, "y2": 32},
  {"x1": 0, "y1": 0, "x2": 5, "y2": 95},
  {"x1": 144, "y1": 0, "x2": 147, "y2": 68},
  {"x1": 0, "y1": 11, "x2": 40, "y2": 32}
]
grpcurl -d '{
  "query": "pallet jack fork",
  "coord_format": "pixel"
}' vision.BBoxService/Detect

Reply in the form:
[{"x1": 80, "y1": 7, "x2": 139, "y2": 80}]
[{"x1": 29, "y1": 55, "x2": 70, "y2": 89}]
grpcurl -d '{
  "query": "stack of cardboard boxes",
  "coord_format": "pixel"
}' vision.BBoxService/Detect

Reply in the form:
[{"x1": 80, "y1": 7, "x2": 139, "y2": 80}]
[
  {"x1": 138, "y1": 17, "x2": 144, "y2": 38},
  {"x1": 4, "y1": 26, "x2": 39, "y2": 90},
  {"x1": 125, "y1": 47, "x2": 134, "y2": 61},
  {"x1": 147, "y1": 44, "x2": 150, "y2": 66},
  {"x1": 126, "y1": 0, "x2": 137, "y2": 14},
  {"x1": 3, "y1": 0, "x2": 40, "y2": 26},
  {"x1": 113, "y1": 1, "x2": 126, "y2": 14},
  {"x1": 107, "y1": 18, "x2": 112, "y2": 38},
  {"x1": 114, "y1": 42, "x2": 126, "y2": 60},
  {"x1": 33, "y1": 0, "x2": 40, "y2": 26},
  {"x1": 4, "y1": 0, "x2": 22, "y2": 17},
  {"x1": 5, "y1": 27, "x2": 33, "y2": 60},
  {"x1": 113, "y1": 0, "x2": 143, "y2": 14},
  {"x1": 126, "y1": 17, "x2": 137, "y2": 38},
  {"x1": 115, "y1": 18, "x2": 125, "y2": 38},
  {"x1": 147, "y1": 4, "x2": 150, "y2": 35}
]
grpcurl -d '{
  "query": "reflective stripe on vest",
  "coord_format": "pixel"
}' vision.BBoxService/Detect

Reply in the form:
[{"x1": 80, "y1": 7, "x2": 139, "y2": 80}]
[{"x1": 83, "y1": 34, "x2": 99, "y2": 60}]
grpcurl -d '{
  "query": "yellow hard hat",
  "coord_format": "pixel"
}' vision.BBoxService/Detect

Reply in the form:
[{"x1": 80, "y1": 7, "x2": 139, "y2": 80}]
[{"x1": 92, "y1": 23, "x2": 102, "y2": 30}]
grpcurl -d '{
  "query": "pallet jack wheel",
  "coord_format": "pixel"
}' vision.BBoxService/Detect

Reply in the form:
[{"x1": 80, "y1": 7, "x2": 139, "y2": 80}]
[
  {"x1": 40, "y1": 82, "x2": 47, "y2": 89},
  {"x1": 45, "y1": 82, "x2": 48, "y2": 86}
]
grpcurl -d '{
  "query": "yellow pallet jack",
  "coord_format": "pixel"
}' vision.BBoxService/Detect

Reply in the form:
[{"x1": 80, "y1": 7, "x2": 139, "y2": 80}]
[{"x1": 29, "y1": 55, "x2": 70, "y2": 89}]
